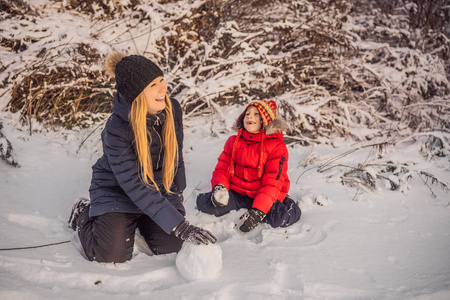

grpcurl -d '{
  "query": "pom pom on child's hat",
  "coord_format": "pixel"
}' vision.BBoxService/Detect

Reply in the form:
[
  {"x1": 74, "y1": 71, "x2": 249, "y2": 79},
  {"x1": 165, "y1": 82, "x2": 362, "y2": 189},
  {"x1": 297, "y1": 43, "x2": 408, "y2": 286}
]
[
  {"x1": 104, "y1": 52, "x2": 163, "y2": 103},
  {"x1": 237, "y1": 100, "x2": 278, "y2": 129}
]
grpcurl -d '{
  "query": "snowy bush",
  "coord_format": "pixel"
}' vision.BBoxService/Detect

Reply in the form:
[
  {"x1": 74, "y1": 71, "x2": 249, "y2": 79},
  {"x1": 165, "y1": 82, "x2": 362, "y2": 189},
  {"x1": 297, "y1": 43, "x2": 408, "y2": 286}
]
[
  {"x1": 0, "y1": 0, "x2": 448, "y2": 194},
  {"x1": 0, "y1": 121, "x2": 19, "y2": 167},
  {"x1": 1, "y1": 0, "x2": 448, "y2": 138}
]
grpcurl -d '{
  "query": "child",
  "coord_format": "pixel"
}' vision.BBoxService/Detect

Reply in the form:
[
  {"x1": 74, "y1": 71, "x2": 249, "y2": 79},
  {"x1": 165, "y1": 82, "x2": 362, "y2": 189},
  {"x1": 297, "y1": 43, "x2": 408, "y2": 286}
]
[
  {"x1": 196, "y1": 100, "x2": 301, "y2": 232},
  {"x1": 68, "y1": 52, "x2": 216, "y2": 263}
]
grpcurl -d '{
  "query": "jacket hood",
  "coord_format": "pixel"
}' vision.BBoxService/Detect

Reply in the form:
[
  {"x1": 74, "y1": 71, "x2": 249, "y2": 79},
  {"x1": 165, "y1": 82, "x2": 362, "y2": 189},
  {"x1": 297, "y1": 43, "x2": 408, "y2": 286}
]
[
  {"x1": 112, "y1": 92, "x2": 132, "y2": 122},
  {"x1": 235, "y1": 115, "x2": 288, "y2": 135}
]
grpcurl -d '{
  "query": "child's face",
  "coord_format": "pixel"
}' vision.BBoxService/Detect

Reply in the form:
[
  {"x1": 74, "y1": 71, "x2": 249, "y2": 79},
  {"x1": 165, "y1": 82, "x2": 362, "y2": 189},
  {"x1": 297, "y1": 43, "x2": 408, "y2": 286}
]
[
  {"x1": 243, "y1": 106, "x2": 262, "y2": 134},
  {"x1": 143, "y1": 76, "x2": 167, "y2": 114}
]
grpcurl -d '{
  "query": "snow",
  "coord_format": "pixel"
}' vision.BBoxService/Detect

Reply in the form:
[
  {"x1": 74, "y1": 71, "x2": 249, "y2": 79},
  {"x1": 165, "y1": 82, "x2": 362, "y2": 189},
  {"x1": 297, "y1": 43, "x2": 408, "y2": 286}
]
[
  {"x1": 1, "y1": 107, "x2": 450, "y2": 299},
  {"x1": 1, "y1": 0, "x2": 450, "y2": 299},
  {"x1": 176, "y1": 243, "x2": 222, "y2": 281}
]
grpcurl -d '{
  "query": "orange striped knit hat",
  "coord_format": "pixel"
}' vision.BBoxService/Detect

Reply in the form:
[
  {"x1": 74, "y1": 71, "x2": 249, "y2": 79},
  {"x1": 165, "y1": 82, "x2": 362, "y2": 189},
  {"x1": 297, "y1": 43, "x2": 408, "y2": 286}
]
[{"x1": 237, "y1": 100, "x2": 277, "y2": 129}]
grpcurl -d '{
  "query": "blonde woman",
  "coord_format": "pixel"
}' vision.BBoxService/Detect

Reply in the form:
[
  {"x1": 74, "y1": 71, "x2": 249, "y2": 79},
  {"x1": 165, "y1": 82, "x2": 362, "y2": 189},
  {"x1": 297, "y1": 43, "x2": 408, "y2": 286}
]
[{"x1": 68, "y1": 53, "x2": 216, "y2": 263}]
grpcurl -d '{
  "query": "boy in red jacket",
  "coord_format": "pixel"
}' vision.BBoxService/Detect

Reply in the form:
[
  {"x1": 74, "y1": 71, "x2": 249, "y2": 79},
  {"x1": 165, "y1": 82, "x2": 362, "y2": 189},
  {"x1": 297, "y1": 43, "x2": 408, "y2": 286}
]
[{"x1": 196, "y1": 100, "x2": 301, "y2": 232}]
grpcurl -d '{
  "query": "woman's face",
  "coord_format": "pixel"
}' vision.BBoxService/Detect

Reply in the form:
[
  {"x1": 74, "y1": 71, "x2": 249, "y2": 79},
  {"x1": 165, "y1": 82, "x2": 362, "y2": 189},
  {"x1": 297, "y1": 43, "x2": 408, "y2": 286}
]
[
  {"x1": 243, "y1": 106, "x2": 262, "y2": 134},
  {"x1": 143, "y1": 76, "x2": 167, "y2": 114}
]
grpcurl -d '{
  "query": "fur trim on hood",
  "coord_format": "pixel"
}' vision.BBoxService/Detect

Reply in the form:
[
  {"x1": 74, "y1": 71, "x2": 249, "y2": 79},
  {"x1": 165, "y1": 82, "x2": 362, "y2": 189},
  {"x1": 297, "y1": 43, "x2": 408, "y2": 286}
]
[
  {"x1": 235, "y1": 115, "x2": 288, "y2": 135},
  {"x1": 265, "y1": 116, "x2": 288, "y2": 135}
]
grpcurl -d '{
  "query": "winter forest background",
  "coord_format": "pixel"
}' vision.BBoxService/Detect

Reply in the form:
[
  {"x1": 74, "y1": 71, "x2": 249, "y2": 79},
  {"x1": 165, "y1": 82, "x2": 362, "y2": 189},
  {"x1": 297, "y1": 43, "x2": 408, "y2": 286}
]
[
  {"x1": 1, "y1": 0, "x2": 450, "y2": 299},
  {"x1": 2, "y1": 0, "x2": 450, "y2": 179}
]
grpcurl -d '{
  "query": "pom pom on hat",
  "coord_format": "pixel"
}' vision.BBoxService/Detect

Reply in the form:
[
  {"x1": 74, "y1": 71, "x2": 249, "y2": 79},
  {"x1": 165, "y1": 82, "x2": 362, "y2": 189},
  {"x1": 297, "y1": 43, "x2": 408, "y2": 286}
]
[
  {"x1": 104, "y1": 52, "x2": 164, "y2": 103},
  {"x1": 104, "y1": 52, "x2": 126, "y2": 77}
]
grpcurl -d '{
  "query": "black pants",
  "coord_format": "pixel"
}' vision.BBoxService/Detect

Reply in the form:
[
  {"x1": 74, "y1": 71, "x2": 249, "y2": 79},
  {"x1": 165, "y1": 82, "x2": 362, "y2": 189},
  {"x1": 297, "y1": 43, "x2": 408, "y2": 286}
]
[
  {"x1": 76, "y1": 209, "x2": 183, "y2": 263},
  {"x1": 196, "y1": 189, "x2": 301, "y2": 228}
]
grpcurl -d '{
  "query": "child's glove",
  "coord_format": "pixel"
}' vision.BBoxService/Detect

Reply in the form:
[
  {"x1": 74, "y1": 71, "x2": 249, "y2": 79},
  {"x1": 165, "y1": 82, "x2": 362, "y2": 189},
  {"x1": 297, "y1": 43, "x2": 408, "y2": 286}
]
[
  {"x1": 174, "y1": 221, "x2": 217, "y2": 245},
  {"x1": 211, "y1": 184, "x2": 229, "y2": 207},
  {"x1": 239, "y1": 208, "x2": 266, "y2": 232}
]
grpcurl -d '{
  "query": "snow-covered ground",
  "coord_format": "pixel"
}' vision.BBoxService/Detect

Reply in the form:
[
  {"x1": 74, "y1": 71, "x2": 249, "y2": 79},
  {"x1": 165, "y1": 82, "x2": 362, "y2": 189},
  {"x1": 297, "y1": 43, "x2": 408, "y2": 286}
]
[
  {"x1": 1, "y1": 0, "x2": 450, "y2": 299},
  {"x1": 1, "y1": 107, "x2": 449, "y2": 300}
]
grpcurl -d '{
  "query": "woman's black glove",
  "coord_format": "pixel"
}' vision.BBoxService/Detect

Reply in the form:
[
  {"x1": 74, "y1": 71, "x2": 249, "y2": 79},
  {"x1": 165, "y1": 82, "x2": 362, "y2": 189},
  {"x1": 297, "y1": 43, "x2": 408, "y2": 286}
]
[
  {"x1": 239, "y1": 208, "x2": 266, "y2": 232},
  {"x1": 174, "y1": 221, "x2": 217, "y2": 245}
]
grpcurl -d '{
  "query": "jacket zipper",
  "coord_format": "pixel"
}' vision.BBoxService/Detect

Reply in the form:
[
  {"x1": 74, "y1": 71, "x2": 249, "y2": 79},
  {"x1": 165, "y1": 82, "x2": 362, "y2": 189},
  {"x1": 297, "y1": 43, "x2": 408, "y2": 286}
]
[
  {"x1": 155, "y1": 129, "x2": 163, "y2": 169},
  {"x1": 276, "y1": 156, "x2": 285, "y2": 180}
]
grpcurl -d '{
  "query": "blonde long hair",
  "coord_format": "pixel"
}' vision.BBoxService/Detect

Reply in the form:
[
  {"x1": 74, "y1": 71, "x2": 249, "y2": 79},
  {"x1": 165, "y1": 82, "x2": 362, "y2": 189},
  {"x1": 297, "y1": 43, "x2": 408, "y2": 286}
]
[{"x1": 130, "y1": 93, "x2": 178, "y2": 193}]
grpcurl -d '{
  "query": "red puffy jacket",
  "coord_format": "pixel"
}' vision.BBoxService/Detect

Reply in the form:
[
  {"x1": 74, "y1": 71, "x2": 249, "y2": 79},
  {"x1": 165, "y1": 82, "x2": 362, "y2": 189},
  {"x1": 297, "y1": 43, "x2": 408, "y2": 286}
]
[{"x1": 211, "y1": 117, "x2": 290, "y2": 214}]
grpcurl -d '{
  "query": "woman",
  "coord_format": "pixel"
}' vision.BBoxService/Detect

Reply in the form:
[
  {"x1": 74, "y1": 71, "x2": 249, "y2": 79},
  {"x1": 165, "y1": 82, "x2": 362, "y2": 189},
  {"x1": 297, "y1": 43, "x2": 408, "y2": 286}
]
[{"x1": 68, "y1": 52, "x2": 216, "y2": 263}]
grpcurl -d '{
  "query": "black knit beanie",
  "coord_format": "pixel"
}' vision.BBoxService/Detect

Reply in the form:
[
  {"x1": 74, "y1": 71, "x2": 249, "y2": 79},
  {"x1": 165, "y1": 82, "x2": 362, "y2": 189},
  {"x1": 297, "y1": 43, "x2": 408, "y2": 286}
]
[{"x1": 115, "y1": 55, "x2": 164, "y2": 103}]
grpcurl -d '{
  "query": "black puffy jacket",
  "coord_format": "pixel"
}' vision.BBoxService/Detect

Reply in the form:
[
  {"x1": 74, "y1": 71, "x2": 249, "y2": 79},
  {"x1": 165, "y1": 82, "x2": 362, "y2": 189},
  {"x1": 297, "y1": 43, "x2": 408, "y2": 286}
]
[{"x1": 89, "y1": 92, "x2": 186, "y2": 234}]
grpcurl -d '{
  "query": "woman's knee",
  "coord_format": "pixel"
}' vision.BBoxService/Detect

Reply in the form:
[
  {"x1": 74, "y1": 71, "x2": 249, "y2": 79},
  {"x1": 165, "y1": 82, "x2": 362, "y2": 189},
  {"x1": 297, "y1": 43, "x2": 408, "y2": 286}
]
[
  {"x1": 148, "y1": 234, "x2": 184, "y2": 255},
  {"x1": 138, "y1": 215, "x2": 184, "y2": 255},
  {"x1": 93, "y1": 237, "x2": 134, "y2": 263},
  {"x1": 79, "y1": 213, "x2": 138, "y2": 263}
]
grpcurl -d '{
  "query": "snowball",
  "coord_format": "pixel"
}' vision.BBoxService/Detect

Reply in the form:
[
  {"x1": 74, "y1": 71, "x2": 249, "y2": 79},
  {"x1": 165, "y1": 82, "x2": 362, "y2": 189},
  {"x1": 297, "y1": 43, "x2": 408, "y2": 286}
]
[{"x1": 176, "y1": 242, "x2": 222, "y2": 281}]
